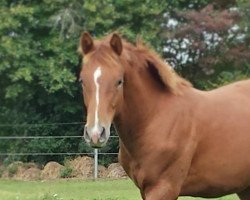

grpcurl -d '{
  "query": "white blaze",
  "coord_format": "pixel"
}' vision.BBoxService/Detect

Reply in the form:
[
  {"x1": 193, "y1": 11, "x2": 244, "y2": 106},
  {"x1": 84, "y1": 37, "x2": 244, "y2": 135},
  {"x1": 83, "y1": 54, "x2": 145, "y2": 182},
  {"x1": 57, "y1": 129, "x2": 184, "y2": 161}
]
[{"x1": 93, "y1": 67, "x2": 102, "y2": 132}]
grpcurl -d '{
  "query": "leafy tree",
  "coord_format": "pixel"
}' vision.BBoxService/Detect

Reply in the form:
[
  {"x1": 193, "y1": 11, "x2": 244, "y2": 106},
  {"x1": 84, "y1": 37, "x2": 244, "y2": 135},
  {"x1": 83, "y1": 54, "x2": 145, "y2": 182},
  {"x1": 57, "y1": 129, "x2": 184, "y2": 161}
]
[
  {"x1": 0, "y1": 0, "x2": 249, "y2": 165},
  {"x1": 0, "y1": 0, "x2": 169, "y2": 164},
  {"x1": 0, "y1": 0, "x2": 84, "y2": 164},
  {"x1": 162, "y1": 1, "x2": 250, "y2": 89}
]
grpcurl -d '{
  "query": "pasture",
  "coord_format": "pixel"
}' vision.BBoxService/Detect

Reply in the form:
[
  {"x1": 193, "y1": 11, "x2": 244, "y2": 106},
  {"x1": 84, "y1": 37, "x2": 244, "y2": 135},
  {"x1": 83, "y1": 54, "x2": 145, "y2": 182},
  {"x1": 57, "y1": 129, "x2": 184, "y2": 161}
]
[{"x1": 0, "y1": 179, "x2": 238, "y2": 200}]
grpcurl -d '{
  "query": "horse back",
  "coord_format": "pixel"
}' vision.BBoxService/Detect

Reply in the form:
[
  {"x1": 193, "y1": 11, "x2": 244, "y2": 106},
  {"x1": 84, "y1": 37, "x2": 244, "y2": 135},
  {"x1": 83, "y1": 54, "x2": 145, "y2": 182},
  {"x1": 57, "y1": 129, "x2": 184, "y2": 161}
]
[{"x1": 182, "y1": 79, "x2": 250, "y2": 197}]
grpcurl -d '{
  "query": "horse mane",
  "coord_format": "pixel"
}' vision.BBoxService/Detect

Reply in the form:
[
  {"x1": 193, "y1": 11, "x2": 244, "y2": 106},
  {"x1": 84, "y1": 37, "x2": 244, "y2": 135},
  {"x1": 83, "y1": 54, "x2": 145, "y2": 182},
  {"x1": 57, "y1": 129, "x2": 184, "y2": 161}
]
[{"x1": 122, "y1": 37, "x2": 192, "y2": 94}]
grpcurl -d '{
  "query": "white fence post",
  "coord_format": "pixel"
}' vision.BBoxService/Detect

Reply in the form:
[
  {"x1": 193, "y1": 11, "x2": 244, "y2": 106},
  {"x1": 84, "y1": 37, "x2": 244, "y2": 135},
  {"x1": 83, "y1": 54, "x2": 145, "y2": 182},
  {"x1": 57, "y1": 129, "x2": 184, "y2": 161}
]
[{"x1": 94, "y1": 148, "x2": 98, "y2": 180}]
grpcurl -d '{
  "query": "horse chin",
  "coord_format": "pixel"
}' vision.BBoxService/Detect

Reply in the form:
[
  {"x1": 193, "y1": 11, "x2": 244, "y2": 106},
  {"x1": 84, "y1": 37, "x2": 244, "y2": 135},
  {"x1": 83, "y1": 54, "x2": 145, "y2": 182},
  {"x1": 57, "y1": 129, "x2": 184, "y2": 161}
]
[
  {"x1": 90, "y1": 142, "x2": 107, "y2": 149},
  {"x1": 88, "y1": 137, "x2": 108, "y2": 149}
]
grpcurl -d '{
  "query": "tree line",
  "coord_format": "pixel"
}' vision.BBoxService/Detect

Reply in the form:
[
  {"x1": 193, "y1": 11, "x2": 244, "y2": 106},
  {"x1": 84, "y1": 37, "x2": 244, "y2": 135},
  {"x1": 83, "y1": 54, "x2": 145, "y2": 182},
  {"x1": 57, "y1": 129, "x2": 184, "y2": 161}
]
[{"x1": 0, "y1": 0, "x2": 249, "y2": 165}]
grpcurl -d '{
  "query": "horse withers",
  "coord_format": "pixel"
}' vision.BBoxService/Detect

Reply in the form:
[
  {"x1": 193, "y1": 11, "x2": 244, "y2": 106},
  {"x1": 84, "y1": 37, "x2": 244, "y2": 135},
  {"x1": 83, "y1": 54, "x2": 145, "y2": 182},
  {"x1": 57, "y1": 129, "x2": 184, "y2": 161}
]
[{"x1": 79, "y1": 32, "x2": 250, "y2": 200}]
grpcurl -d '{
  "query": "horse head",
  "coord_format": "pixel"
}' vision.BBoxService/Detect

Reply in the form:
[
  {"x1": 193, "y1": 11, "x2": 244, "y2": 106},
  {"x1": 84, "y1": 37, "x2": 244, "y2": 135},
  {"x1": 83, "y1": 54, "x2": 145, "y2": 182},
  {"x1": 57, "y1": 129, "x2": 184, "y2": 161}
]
[{"x1": 79, "y1": 32, "x2": 124, "y2": 148}]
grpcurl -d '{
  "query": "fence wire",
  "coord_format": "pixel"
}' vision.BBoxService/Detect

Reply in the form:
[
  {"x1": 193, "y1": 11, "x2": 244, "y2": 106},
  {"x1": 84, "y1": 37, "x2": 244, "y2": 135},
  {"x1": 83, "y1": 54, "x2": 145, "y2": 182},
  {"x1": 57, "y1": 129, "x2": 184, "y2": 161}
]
[
  {"x1": 0, "y1": 123, "x2": 119, "y2": 156},
  {"x1": 0, "y1": 122, "x2": 85, "y2": 127},
  {"x1": 0, "y1": 135, "x2": 118, "y2": 139},
  {"x1": 0, "y1": 152, "x2": 118, "y2": 156},
  {"x1": 0, "y1": 122, "x2": 120, "y2": 179},
  {"x1": 0, "y1": 135, "x2": 119, "y2": 156}
]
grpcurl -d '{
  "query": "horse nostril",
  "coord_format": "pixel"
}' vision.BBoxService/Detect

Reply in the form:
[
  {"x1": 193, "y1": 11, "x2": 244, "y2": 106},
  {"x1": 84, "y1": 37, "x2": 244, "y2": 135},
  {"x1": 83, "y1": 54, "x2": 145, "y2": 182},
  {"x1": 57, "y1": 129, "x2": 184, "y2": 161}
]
[
  {"x1": 100, "y1": 127, "x2": 106, "y2": 142},
  {"x1": 83, "y1": 126, "x2": 91, "y2": 143}
]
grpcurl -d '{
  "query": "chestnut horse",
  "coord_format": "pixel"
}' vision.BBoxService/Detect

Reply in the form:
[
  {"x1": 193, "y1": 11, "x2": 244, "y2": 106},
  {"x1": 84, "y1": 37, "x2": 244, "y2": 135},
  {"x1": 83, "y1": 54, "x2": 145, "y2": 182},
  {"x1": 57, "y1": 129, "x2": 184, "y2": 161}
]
[{"x1": 79, "y1": 32, "x2": 250, "y2": 200}]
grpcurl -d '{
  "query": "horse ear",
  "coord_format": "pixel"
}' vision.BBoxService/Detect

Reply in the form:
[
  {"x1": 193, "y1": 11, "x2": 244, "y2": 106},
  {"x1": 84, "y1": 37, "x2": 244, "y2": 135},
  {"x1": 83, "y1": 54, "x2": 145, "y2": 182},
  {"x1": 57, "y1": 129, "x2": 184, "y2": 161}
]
[
  {"x1": 110, "y1": 33, "x2": 123, "y2": 55},
  {"x1": 80, "y1": 32, "x2": 94, "y2": 55}
]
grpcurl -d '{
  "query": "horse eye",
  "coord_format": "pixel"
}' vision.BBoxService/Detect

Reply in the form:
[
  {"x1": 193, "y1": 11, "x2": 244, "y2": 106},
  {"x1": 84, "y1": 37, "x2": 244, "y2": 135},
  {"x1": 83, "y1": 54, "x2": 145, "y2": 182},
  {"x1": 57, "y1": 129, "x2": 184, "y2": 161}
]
[
  {"x1": 79, "y1": 79, "x2": 85, "y2": 88},
  {"x1": 116, "y1": 79, "x2": 124, "y2": 87},
  {"x1": 79, "y1": 79, "x2": 83, "y2": 84}
]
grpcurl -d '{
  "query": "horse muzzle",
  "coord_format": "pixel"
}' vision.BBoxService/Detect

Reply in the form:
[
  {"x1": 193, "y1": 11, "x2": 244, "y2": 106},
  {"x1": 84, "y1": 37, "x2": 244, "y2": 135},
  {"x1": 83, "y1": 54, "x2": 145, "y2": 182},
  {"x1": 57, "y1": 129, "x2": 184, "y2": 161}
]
[{"x1": 83, "y1": 125, "x2": 109, "y2": 148}]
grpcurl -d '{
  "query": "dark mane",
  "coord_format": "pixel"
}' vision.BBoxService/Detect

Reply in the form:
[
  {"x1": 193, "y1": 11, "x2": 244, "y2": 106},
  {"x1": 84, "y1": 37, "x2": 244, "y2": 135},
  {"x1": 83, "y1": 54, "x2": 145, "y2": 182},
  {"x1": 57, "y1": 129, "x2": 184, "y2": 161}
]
[{"x1": 120, "y1": 36, "x2": 192, "y2": 94}]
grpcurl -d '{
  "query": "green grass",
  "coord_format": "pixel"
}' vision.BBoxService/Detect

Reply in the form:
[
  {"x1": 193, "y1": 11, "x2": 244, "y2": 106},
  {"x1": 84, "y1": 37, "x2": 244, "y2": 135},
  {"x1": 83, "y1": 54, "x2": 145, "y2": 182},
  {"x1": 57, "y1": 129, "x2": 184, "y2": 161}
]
[{"x1": 0, "y1": 179, "x2": 238, "y2": 200}]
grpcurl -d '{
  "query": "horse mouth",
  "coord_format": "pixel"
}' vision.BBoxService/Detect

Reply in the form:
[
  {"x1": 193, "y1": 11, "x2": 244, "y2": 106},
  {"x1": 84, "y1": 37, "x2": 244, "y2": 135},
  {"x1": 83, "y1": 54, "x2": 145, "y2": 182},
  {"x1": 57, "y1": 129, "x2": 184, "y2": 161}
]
[{"x1": 89, "y1": 141, "x2": 106, "y2": 149}]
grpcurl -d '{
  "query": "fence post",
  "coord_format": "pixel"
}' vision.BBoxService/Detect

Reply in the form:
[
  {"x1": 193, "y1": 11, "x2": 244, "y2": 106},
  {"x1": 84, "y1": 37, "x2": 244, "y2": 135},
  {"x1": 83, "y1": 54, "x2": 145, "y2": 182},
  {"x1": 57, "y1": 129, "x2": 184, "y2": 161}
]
[{"x1": 94, "y1": 148, "x2": 98, "y2": 180}]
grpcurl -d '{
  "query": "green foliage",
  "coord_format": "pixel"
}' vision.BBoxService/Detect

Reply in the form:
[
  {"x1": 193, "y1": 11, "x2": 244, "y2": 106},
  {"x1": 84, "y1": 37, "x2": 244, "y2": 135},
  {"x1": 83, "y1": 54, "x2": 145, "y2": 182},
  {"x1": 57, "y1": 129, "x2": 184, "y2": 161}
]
[
  {"x1": 0, "y1": 0, "x2": 85, "y2": 165},
  {"x1": 0, "y1": 0, "x2": 250, "y2": 166},
  {"x1": 59, "y1": 158, "x2": 73, "y2": 178},
  {"x1": 237, "y1": 0, "x2": 250, "y2": 41},
  {"x1": 0, "y1": 0, "x2": 170, "y2": 165},
  {"x1": 81, "y1": 0, "x2": 168, "y2": 49},
  {"x1": 0, "y1": 168, "x2": 4, "y2": 178},
  {"x1": 168, "y1": 0, "x2": 212, "y2": 9},
  {"x1": 59, "y1": 166, "x2": 73, "y2": 178},
  {"x1": 99, "y1": 156, "x2": 115, "y2": 168},
  {"x1": 7, "y1": 163, "x2": 18, "y2": 177},
  {"x1": 196, "y1": 70, "x2": 250, "y2": 90},
  {"x1": 2, "y1": 156, "x2": 16, "y2": 167}
]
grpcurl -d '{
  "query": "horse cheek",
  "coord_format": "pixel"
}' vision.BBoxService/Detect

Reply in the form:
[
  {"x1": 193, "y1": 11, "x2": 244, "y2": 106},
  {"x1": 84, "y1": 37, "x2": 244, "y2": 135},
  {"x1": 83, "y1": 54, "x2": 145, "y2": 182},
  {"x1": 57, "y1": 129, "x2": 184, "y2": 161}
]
[{"x1": 112, "y1": 89, "x2": 123, "y2": 114}]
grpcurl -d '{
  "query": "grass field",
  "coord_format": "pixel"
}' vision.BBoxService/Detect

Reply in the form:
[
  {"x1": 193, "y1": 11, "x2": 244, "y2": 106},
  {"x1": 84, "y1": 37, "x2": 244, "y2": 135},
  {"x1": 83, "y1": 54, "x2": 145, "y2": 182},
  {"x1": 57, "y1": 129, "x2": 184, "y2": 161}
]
[{"x1": 0, "y1": 179, "x2": 239, "y2": 200}]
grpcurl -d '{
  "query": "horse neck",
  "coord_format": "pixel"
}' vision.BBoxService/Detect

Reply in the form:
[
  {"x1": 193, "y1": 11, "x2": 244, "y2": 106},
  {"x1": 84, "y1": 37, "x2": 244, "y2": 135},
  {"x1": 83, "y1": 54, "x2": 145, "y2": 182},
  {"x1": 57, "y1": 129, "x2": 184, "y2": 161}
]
[{"x1": 113, "y1": 63, "x2": 171, "y2": 153}]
